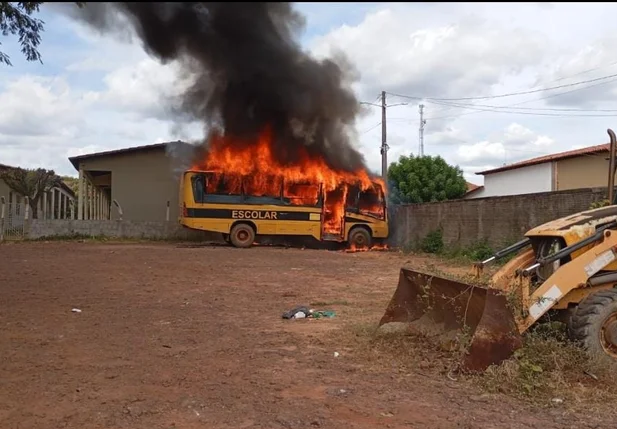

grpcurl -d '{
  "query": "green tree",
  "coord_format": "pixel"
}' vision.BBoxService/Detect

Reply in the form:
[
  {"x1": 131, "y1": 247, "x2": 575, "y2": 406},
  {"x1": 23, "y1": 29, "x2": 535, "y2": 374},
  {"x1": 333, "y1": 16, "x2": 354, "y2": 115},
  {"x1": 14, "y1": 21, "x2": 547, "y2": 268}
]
[
  {"x1": 387, "y1": 154, "x2": 468, "y2": 204},
  {"x1": 0, "y1": 167, "x2": 61, "y2": 218},
  {"x1": 1, "y1": 2, "x2": 83, "y2": 66}
]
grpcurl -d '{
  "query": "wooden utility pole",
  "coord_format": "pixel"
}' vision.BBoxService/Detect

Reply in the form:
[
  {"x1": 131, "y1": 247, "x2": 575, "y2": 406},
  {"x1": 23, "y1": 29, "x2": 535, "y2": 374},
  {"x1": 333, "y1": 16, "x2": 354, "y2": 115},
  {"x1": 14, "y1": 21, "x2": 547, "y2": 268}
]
[
  {"x1": 608, "y1": 128, "x2": 616, "y2": 204},
  {"x1": 380, "y1": 90, "x2": 388, "y2": 181}
]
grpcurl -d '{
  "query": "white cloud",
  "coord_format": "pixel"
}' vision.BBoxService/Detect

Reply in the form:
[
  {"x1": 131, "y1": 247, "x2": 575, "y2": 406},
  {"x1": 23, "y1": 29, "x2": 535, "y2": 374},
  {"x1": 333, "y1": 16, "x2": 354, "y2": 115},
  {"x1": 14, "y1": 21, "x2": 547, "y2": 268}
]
[
  {"x1": 310, "y1": 8, "x2": 550, "y2": 102},
  {"x1": 100, "y1": 58, "x2": 186, "y2": 120},
  {"x1": 0, "y1": 76, "x2": 95, "y2": 137},
  {"x1": 455, "y1": 123, "x2": 555, "y2": 167},
  {"x1": 536, "y1": 37, "x2": 617, "y2": 107}
]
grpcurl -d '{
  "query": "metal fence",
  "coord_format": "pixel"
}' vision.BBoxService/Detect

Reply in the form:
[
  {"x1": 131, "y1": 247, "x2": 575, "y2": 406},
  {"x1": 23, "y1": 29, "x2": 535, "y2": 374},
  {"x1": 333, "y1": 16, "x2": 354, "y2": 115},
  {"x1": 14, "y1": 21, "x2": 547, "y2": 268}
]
[{"x1": 1, "y1": 197, "x2": 28, "y2": 241}]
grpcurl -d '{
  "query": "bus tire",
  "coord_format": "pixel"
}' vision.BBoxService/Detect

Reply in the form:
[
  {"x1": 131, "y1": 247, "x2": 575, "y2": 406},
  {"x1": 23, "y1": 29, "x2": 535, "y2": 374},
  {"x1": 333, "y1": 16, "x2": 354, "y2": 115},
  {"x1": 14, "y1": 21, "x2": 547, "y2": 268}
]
[
  {"x1": 349, "y1": 227, "x2": 372, "y2": 250},
  {"x1": 230, "y1": 223, "x2": 255, "y2": 248}
]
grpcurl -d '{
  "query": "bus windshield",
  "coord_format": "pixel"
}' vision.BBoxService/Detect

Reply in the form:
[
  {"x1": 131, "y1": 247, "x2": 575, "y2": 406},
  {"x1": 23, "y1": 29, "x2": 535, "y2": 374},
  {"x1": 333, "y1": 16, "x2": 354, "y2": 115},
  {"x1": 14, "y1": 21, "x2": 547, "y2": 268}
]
[{"x1": 345, "y1": 183, "x2": 385, "y2": 220}]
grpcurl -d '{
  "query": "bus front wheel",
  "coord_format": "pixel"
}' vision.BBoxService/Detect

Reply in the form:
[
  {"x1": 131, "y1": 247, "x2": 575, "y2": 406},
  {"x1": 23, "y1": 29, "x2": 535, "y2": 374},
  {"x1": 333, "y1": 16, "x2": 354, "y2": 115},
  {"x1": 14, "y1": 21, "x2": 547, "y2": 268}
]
[
  {"x1": 348, "y1": 227, "x2": 372, "y2": 250},
  {"x1": 230, "y1": 223, "x2": 255, "y2": 248}
]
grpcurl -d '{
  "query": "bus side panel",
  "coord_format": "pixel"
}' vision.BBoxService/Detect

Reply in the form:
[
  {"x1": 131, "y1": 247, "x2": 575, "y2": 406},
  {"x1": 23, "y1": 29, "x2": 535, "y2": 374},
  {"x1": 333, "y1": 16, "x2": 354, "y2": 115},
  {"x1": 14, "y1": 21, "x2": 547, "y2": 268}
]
[{"x1": 183, "y1": 206, "x2": 322, "y2": 241}]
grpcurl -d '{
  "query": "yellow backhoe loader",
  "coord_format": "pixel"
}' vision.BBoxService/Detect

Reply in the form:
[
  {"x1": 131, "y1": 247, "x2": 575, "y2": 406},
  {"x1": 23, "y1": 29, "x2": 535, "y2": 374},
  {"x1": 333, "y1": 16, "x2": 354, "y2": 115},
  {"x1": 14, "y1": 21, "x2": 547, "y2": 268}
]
[{"x1": 379, "y1": 129, "x2": 617, "y2": 372}]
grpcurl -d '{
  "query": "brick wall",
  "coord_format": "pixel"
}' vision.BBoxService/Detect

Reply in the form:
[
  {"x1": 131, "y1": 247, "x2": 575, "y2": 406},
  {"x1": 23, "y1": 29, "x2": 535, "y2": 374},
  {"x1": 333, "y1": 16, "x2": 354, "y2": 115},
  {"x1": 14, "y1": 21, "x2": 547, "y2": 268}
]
[
  {"x1": 389, "y1": 187, "x2": 609, "y2": 249},
  {"x1": 26, "y1": 219, "x2": 224, "y2": 242}
]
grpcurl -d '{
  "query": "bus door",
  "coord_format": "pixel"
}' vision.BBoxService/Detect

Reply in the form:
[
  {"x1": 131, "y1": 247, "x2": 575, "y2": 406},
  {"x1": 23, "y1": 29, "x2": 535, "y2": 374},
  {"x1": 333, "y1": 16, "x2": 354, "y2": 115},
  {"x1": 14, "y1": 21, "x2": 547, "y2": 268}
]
[{"x1": 321, "y1": 185, "x2": 346, "y2": 241}]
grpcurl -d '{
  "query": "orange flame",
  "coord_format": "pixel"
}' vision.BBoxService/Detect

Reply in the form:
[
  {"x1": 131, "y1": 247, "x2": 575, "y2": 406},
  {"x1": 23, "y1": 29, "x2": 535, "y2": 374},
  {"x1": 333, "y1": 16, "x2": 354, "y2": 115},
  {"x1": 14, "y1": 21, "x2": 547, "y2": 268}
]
[
  {"x1": 191, "y1": 127, "x2": 386, "y2": 235},
  {"x1": 345, "y1": 243, "x2": 390, "y2": 253}
]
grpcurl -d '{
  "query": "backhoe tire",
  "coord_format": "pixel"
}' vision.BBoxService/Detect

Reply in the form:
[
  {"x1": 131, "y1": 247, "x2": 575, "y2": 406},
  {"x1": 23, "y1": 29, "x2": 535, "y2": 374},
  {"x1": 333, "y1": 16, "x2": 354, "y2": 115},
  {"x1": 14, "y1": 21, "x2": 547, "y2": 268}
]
[
  {"x1": 229, "y1": 223, "x2": 255, "y2": 248},
  {"x1": 348, "y1": 227, "x2": 372, "y2": 250},
  {"x1": 568, "y1": 288, "x2": 617, "y2": 367}
]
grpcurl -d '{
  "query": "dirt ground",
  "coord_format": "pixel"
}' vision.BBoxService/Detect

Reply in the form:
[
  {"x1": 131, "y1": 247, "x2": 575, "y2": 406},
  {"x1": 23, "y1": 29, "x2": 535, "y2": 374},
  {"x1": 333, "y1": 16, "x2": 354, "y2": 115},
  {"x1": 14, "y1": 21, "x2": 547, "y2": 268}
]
[{"x1": 0, "y1": 241, "x2": 614, "y2": 429}]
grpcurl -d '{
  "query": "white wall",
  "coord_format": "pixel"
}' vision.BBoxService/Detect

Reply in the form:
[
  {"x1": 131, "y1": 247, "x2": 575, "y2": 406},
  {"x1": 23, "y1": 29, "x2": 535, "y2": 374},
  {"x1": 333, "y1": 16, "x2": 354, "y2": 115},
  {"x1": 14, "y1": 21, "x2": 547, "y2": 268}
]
[
  {"x1": 467, "y1": 162, "x2": 552, "y2": 198},
  {"x1": 466, "y1": 187, "x2": 487, "y2": 199}
]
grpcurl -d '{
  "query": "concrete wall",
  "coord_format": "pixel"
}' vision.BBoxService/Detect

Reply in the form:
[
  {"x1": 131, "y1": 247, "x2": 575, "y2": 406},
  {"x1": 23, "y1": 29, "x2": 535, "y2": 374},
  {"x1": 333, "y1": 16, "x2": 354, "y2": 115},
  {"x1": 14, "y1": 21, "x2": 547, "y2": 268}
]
[
  {"x1": 474, "y1": 162, "x2": 553, "y2": 198},
  {"x1": 27, "y1": 219, "x2": 223, "y2": 242},
  {"x1": 19, "y1": 186, "x2": 611, "y2": 250},
  {"x1": 556, "y1": 153, "x2": 609, "y2": 191},
  {"x1": 79, "y1": 147, "x2": 181, "y2": 222},
  {"x1": 390, "y1": 186, "x2": 608, "y2": 249}
]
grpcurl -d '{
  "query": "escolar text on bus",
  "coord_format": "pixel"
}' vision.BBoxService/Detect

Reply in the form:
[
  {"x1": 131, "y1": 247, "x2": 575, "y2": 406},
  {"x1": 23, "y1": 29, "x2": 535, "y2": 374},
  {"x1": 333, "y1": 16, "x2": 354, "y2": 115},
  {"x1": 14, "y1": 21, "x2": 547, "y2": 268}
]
[{"x1": 232, "y1": 210, "x2": 278, "y2": 220}]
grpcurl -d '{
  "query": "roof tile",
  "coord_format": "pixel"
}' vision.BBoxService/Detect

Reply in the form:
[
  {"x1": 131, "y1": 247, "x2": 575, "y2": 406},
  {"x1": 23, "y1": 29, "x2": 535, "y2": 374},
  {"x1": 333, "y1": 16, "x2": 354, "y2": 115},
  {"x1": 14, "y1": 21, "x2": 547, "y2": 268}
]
[{"x1": 476, "y1": 142, "x2": 610, "y2": 175}]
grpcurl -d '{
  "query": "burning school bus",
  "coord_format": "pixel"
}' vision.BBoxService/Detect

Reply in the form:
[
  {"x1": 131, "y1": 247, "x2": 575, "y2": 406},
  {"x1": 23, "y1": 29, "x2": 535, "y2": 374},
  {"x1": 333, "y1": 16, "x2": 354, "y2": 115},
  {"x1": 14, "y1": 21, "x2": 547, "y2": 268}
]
[{"x1": 178, "y1": 130, "x2": 389, "y2": 248}]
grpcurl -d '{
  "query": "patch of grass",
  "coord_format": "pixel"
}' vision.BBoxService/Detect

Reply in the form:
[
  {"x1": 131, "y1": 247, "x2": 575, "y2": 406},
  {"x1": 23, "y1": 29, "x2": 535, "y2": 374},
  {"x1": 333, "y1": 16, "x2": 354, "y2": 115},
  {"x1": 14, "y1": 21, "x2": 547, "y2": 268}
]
[
  {"x1": 336, "y1": 318, "x2": 617, "y2": 411},
  {"x1": 30, "y1": 233, "x2": 112, "y2": 242},
  {"x1": 406, "y1": 232, "x2": 524, "y2": 269},
  {"x1": 471, "y1": 323, "x2": 617, "y2": 406},
  {"x1": 25, "y1": 234, "x2": 209, "y2": 244},
  {"x1": 310, "y1": 299, "x2": 351, "y2": 307},
  {"x1": 335, "y1": 321, "x2": 460, "y2": 375}
]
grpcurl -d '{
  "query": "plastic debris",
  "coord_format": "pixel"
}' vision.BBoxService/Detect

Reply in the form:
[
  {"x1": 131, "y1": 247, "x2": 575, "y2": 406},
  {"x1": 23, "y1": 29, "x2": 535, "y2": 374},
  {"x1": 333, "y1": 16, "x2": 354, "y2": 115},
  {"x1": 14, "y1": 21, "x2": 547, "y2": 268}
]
[
  {"x1": 282, "y1": 305, "x2": 312, "y2": 319},
  {"x1": 333, "y1": 352, "x2": 340, "y2": 357},
  {"x1": 281, "y1": 306, "x2": 336, "y2": 320},
  {"x1": 312, "y1": 310, "x2": 336, "y2": 319},
  {"x1": 71, "y1": 308, "x2": 82, "y2": 313}
]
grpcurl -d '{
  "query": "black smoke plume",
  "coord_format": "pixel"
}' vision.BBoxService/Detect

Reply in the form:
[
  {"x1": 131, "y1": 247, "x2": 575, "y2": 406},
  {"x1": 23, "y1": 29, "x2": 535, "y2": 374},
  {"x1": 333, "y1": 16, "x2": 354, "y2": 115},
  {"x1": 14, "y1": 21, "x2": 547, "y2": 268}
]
[{"x1": 71, "y1": 2, "x2": 369, "y2": 173}]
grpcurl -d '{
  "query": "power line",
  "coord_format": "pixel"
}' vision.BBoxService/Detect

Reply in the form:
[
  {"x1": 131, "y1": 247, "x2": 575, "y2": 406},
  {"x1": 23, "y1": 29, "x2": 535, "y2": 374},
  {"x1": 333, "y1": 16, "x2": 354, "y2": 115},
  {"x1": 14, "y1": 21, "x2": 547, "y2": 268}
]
[
  {"x1": 426, "y1": 100, "x2": 617, "y2": 113},
  {"x1": 423, "y1": 77, "x2": 617, "y2": 121},
  {"x1": 425, "y1": 99, "x2": 617, "y2": 117},
  {"x1": 431, "y1": 64, "x2": 617, "y2": 119},
  {"x1": 387, "y1": 71, "x2": 617, "y2": 102},
  {"x1": 551, "y1": 60, "x2": 617, "y2": 83},
  {"x1": 381, "y1": 59, "x2": 617, "y2": 124},
  {"x1": 361, "y1": 122, "x2": 381, "y2": 134}
]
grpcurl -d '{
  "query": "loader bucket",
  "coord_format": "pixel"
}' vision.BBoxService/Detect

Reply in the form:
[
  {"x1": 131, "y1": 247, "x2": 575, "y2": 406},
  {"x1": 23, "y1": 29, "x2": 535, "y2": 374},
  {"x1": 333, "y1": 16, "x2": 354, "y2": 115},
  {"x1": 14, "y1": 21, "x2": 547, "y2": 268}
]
[{"x1": 379, "y1": 268, "x2": 523, "y2": 372}]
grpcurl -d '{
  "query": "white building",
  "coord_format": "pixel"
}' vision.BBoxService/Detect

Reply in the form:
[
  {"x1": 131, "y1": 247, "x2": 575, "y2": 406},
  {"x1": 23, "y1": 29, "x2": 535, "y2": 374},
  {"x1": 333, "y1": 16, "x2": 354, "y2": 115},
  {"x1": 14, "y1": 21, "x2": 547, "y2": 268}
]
[{"x1": 465, "y1": 143, "x2": 611, "y2": 199}]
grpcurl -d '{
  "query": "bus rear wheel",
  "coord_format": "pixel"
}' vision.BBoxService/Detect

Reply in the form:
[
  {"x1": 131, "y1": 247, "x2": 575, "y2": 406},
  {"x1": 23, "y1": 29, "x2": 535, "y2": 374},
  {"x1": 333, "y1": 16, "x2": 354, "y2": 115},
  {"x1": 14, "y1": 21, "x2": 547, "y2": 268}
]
[{"x1": 230, "y1": 223, "x2": 255, "y2": 248}]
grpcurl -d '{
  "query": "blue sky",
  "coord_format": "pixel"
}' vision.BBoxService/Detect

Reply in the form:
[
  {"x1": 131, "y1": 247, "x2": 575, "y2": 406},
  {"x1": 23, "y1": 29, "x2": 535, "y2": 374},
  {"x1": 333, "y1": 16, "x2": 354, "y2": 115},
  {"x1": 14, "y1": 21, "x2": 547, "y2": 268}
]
[{"x1": 3, "y1": 2, "x2": 617, "y2": 183}]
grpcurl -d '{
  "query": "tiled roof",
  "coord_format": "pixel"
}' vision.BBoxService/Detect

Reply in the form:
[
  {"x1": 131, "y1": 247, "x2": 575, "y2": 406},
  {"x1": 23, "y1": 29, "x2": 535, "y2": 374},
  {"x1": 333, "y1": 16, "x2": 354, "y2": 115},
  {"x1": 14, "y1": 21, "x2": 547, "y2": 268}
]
[
  {"x1": 464, "y1": 185, "x2": 484, "y2": 196},
  {"x1": 466, "y1": 181, "x2": 480, "y2": 192},
  {"x1": 476, "y1": 143, "x2": 610, "y2": 175}
]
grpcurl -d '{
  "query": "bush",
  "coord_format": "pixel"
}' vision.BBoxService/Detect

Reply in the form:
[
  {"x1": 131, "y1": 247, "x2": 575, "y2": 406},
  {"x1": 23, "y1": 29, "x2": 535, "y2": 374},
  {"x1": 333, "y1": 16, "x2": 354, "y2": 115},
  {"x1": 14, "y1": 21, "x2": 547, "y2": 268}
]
[
  {"x1": 590, "y1": 199, "x2": 611, "y2": 209},
  {"x1": 459, "y1": 240, "x2": 494, "y2": 261},
  {"x1": 420, "y1": 229, "x2": 444, "y2": 254}
]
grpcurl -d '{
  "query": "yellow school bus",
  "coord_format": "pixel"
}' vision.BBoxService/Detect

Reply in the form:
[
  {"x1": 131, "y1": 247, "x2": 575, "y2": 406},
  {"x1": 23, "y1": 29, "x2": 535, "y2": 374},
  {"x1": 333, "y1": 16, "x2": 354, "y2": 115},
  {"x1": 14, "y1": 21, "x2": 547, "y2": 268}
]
[{"x1": 179, "y1": 170, "x2": 389, "y2": 248}]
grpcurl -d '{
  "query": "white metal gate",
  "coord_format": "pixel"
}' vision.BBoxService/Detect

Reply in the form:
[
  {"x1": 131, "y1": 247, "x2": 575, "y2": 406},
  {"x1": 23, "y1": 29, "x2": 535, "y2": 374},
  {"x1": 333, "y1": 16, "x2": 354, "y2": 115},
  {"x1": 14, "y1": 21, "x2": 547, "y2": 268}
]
[{"x1": 1, "y1": 199, "x2": 26, "y2": 241}]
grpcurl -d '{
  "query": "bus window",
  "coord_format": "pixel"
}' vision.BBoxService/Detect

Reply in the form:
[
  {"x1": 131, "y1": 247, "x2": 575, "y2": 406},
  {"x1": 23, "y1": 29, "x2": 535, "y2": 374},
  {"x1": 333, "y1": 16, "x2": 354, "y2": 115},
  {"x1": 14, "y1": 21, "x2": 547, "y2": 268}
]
[
  {"x1": 345, "y1": 184, "x2": 360, "y2": 212},
  {"x1": 205, "y1": 172, "x2": 242, "y2": 196},
  {"x1": 198, "y1": 172, "x2": 243, "y2": 203},
  {"x1": 358, "y1": 185, "x2": 385, "y2": 219},
  {"x1": 243, "y1": 175, "x2": 282, "y2": 199},
  {"x1": 191, "y1": 174, "x2": 206, "y2": 203},
  {"x1": 283, "y1": 181, "x2": 320, "y2": 206}
]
